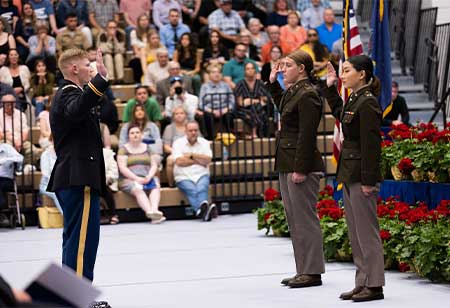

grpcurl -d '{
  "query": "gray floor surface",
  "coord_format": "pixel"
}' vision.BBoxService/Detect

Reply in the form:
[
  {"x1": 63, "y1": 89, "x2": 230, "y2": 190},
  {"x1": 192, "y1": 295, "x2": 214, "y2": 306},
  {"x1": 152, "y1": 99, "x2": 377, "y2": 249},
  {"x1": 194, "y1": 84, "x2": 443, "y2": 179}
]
[{"x1": 1, "y1": 214, "x2": 449, "y2": 308}]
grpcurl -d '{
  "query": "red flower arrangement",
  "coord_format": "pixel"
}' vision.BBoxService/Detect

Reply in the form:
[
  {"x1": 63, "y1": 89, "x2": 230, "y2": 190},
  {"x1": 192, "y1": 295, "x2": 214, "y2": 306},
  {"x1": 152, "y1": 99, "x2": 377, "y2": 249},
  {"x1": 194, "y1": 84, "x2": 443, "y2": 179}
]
[
  {"x1": 316, "y1": 199, "x2": 344, "y2": 220},
  {"x1": 397, "y1": 157, "x2": 415, "y2": 175},
  {"x1": 398, "y1": 262, "x2": 411, "y2": 272},
  {"x1": 264, "y1": 188, "x2": 280, "y2": 201},
  {"x1": 380, "y1": 230, "x2": 392, "y2": 241}
]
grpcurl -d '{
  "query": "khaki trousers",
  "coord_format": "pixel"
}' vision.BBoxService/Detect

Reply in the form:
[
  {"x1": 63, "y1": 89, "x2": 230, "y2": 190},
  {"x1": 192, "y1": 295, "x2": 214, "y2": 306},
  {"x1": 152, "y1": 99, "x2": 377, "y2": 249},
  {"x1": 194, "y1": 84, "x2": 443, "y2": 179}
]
[
  {"x1": 343, "y1": 183, "x2": 385, "y2": 287},
  {"x1": 104, "y1": 53, "x2": 124, "y2": 80},
  {"x1": 279, "y1": 172, "x2": 325, "y2": 275}
]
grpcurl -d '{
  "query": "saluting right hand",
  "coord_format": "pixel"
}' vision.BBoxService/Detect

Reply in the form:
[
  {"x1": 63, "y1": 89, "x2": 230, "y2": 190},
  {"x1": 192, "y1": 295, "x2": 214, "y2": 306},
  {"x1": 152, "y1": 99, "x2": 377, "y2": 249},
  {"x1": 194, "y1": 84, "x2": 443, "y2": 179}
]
[
  {"x1": 326, "y1": 61, "x2": 338, "y2": 88},
  {"x1": 269, "y1": 62, "x2": 281, "y2": 84},
  {"x1": 96, "y1": 48, "x2": 108, "y2": 79}
]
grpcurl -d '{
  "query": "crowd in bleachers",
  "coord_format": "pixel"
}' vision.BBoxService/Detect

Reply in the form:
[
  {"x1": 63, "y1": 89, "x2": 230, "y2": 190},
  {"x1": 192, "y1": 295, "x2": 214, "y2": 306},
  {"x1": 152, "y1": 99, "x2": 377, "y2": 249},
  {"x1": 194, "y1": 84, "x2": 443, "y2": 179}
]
[{"x1": 0, "y1": 0, "x2": 348, "y2": 225}]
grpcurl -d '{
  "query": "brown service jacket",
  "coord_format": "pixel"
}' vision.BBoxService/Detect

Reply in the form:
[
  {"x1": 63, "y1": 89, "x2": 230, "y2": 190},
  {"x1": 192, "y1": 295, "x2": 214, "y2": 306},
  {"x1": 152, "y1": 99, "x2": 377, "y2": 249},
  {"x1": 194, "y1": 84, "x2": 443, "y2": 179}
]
[
  {"x1": 323, "y1": 84, "x2": 382, "y2": 186},
  {"x1": 268, "y1": 79, "x2": 324, "y2": 174}
]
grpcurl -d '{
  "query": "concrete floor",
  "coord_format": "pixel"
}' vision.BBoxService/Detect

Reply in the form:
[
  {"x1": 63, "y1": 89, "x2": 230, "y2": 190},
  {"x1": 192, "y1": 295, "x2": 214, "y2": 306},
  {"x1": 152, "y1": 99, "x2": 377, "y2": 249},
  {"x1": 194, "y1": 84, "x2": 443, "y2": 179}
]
[{"x1": 1, "y1": 214, "x2": 449, "y2": 308}]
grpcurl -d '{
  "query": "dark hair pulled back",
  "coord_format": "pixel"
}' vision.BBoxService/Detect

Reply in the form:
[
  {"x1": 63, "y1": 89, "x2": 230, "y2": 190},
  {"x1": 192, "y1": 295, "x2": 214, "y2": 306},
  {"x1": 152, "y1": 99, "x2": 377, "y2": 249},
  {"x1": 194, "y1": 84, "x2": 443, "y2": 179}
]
[{"x1": 347, "y1": 55, "x2": 381, "y2": 96}]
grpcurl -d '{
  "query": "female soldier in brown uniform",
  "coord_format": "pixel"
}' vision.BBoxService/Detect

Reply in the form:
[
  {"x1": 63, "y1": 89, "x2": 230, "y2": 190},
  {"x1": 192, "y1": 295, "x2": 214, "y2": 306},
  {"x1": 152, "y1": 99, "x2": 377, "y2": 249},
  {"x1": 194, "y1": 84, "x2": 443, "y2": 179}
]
[
  {"x1": 267, "y1": 50, "x2": 325, "y2": 288},
  {"x1": 324, "y1": 55, "x2": 385, "y2": 302}
]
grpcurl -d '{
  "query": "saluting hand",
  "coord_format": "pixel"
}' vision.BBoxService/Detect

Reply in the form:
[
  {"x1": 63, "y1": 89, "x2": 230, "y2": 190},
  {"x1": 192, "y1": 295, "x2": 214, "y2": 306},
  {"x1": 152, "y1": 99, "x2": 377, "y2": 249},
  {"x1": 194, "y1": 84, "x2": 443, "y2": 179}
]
[
  {"x1": 326, "y1": 61, "x2": 338, "y2": 88},
  {"x1": 269, "y1": 62, "x2": 281, "y2": 84},
  {"x1": 96, "y1": 48, "x2": 108, "y2": 79}
]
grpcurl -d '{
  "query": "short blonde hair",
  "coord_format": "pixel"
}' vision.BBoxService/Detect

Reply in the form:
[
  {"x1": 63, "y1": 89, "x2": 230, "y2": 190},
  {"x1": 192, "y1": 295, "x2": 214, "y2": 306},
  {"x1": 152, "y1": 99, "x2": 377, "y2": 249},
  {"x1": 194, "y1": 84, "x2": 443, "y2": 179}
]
[{"x1": 58, "y1": 48, "x2": 89, "y2": 72}]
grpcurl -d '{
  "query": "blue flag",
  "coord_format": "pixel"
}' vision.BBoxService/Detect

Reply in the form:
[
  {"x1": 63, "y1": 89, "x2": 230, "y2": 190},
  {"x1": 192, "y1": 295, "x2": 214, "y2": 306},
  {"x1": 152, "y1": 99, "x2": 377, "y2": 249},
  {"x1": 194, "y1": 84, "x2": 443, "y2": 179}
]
[{"x1": 371, "y1": 0, "x2": 392, "y2": 117}]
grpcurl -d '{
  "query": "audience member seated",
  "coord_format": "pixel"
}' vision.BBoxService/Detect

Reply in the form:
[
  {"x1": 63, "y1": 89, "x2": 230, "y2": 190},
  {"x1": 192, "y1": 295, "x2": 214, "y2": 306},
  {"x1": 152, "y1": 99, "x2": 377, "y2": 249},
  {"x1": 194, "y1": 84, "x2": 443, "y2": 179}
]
[
  {"x1": 172, "y1": 33, "x2": 202, "y2": 95},
  {"x1": 29, "y1": 58, "x2": 54, "y2": 118},
  {"x1": 97, "y1": 20, "x2": 125, "y2": 84},
  {"x1": 202, "y1": 29, "x2": 230, "y2": 81},
  {"x1": 0, "y1": 49, "x2": 30, "y2": 109},
  {"x1": 103, "y1": 145, "x2": 119, "y2": 224},
  {"x1": 119, "y1": 103, "x2": 163, "y2": 164},
  {"x1": 0, "y1": 143, "x2": 23, "y2": 215},
  {"x1": 0, "y1": 16, "x2": 15, "y2": 66},
  {"x1": 117, "y1": 124, "x2": 165, "y2": 224},
  {"x1": 159, "y1": 8, "x2": 190, "y2": 60},
  {"x1": 302, "y1": 0, "x2": 325, "y2": 29},
  {"x1": 208, "y1": 0, "x2": 246, "y2": 49},
  {"x1": 196, "y1": 0, "x2": 220, "y2": 48},
  {"x1": 144, "y1": 48, "x2": 169, "y2": 94},
  {"x1": 232, "y1": 0, "x2": 267, "y2": 26},
  {"x1": 164, "y1": 77, "x2": 199, "y2": 121},
  {"x1": 141, "y1": 29, "x2": 166, "y2": 76},
  {"x1": 178, "y1": 0, "x2": 201, "y2": 27},
  {"x1": 234, "y1": 62, "x2": 271, "y2": 138},
  {"x1": 248, "y1": 18, "x2": 269, "y2": 54},
  {"x1": 13, "y1": 3, "x2": 35, "y2": 62},
  {"x1": 297, "y1": 0, "x2": 331, "y2": 12},
  {"x1": 267, "y1": 0, "x2": 289, "y2": 26},
  {"x1": 0, "y1": 94, "x2": 41, "y2": 165},
  {"x1": 56, "y1": 13, "x2": 89, "y2": 55},
  {"x1": 280, "y1": 10, "x2": 307, "y2": 54},
  {"x1": 28, "y1": 0, "x2": 59, "y2": 35},
  {"x1": 119, "y1": 0, "x2": 152, "y2": 49},
  {"x1": 55, "y1": 0, "x2": 92, "y2": 47},
  {"x1": 156, "y1": 61, "x2": 193, "y2": 106},
  {"x1": 98, "y1": 96, "x2": 119, "y2": 147},
  {"x1": 0, "y1": 0, "x2": 19, "y2": 32},
  {"x1": 26, "y1": 21, "x2": 56, "y2": 73},
  {"x1": 162, "y1": 106, "x2": 187, "y2": 187},
  {"x1": 382, "y1": 81, "x2": 411, "y2": 127},
  {"x1": 238, "y1": 29, "x2": 261, "y2": 63},
  {"x1": 173, "y1": 120, "x2": 217, "y2": 221},
  {"x1": 152, "y1": 0, "x2": 181, "y2": 30},
  {"x1": 88, "y1": 0, "x2": 119, "y2": 41},
  {"x1": 129, "y1": 14, "x2": 152, "y2": 83},
  {"x1": 316, "y1": 8, "x2": 342, "y2": 53},
  {"x1": 300, "y1": 28, "x2": 328, "y2": 80},
  {"x1": 37, "y1": 97, "x2": 51, "y2": 149},
  {"x1": 39, "y1": 137, "x2": 62, "y2": 213},
  {"x1": 223, "y1": 43, "x2": 259, "y2": 90},
  {"x1": 261, "y1": 45, "x2": 283, "y2": 83},
  {"x1": 260, "y1": 25, "x2": 289, "y2": 63},
  {"x1": 197, "y1": 65, "x2": 235, "y2": 140},
  {"x1": 123, "y1": 85, "x2": 163, "y2": 124}
]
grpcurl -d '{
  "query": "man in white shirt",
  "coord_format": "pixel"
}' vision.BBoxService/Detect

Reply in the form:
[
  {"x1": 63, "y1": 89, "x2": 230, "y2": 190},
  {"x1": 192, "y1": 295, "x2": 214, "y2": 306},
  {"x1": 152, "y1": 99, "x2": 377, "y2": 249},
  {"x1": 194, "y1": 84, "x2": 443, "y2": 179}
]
[
  {"x1": 144, "y1": 48, "x2": 170, "y2": 94},
  {"x1": 172, "y1": 121, "x2": 217, "y2": 221}
]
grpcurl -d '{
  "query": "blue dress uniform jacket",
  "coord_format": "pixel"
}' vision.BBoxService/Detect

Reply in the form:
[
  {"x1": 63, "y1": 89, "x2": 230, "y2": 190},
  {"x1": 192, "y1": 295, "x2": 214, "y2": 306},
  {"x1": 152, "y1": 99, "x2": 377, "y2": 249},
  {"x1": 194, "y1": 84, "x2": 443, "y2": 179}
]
[
  {"x1": 47, "y1": 74, "x2": 109, "y2": 194},
  {"x1": 323, "y1": 84, "x2": 382, "y2": 186},
  {"x1": 268, "y1": 79, "x2": 325, "y2": 174}
]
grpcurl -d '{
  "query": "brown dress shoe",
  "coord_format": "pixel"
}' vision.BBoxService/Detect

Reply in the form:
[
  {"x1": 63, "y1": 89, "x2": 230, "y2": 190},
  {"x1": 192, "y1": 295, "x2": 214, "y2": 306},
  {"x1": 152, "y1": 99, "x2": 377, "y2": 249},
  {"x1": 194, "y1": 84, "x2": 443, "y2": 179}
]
[
  {"x1": 339, "y1": 286, "x2": 364, "y2": 300},
  {"x1": 352, "y1": 287, "x2": 384, "y2": 302},
  {"x1": 281, "y1": 274, "x2": 300, "y2": 286},
  {"x1": 287, "y1": 274, "x2": 322, "y2": 288}
]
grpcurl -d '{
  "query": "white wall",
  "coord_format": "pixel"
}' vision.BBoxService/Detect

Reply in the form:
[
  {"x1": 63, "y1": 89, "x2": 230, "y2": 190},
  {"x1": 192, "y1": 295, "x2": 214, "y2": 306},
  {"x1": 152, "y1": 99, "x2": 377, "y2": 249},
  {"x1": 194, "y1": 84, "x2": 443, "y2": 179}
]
[{"x1": 422, "y1": 0, "x2": 450, "y2": 24}]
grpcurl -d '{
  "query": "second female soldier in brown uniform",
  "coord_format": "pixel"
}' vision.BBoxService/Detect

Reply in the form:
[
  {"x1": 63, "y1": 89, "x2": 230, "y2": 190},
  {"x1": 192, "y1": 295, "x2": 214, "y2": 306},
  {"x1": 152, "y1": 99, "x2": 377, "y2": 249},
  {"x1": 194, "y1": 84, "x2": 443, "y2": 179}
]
[
  {"x1": 267, "y1": 50, "x2": 325, "y2": 288},
  {"x1": 324, "y1": 55, "x2": 385, "y2": 302}
]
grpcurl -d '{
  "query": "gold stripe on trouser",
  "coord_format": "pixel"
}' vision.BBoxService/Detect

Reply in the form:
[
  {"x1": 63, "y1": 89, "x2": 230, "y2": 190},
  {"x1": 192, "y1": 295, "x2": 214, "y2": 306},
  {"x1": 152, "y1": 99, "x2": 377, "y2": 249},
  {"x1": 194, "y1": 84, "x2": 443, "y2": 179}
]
[{"x1": 76, "y1": 187, "x2": 91, "y2": 277}]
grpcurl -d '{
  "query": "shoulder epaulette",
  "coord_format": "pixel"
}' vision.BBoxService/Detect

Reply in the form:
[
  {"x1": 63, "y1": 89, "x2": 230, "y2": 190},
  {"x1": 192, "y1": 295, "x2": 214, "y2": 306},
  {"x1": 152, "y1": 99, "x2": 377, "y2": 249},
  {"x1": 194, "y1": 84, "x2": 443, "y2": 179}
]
[
  {"x1": 364, "y1": 91, "x2": 373, "y2": 97},
  {"x1": 61, "y1": 84, "x2": 79, "y2": 91}
]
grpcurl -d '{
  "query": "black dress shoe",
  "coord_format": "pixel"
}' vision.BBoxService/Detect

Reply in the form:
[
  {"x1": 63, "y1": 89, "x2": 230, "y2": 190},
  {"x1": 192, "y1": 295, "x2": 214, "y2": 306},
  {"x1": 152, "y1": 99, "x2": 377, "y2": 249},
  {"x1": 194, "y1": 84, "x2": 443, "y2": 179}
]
[
  {"x1": 287, "y1": 274, "x2": 322, "y2": 288},
  {"x1": 89, "y1": 301, "x2": 111, "y2": 308},
  {"x1": 352, "y1": 287, "x2": 384, "y2": 302},
  {"x1": 339, "y1": 286, "x2": 364, "y2": 300},
  {"x1": 281, "y1": 274, "x2": 300, "y2": 286}
]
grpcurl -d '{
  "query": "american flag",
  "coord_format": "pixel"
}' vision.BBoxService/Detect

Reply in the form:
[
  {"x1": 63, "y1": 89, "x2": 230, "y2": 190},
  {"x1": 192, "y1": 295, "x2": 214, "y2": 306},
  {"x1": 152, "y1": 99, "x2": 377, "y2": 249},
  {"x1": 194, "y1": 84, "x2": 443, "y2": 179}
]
[{"x1": 332, "y1": 0, "x2": 364, "y2": 163}]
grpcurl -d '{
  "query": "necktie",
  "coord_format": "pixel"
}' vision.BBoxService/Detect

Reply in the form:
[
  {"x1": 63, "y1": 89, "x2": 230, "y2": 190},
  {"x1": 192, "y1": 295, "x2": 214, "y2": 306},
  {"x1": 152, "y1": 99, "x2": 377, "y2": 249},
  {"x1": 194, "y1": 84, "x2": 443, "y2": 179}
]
[{"x1": 173, "y1": 26, "x2": 178, "y2": 44}]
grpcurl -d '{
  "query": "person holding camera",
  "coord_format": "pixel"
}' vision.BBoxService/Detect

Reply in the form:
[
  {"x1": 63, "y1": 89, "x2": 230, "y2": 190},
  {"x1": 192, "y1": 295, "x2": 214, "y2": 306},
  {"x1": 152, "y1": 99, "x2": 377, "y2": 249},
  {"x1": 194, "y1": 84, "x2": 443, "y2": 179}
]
[{"x1": 164, "y1": 77, "x2": 199, "y2": 121}]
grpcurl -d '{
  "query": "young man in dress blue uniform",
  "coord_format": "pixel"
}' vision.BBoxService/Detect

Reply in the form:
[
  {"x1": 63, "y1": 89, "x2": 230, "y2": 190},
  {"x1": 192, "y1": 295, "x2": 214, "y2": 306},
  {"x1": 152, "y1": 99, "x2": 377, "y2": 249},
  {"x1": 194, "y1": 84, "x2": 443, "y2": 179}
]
[{"x1": 47, "y1": 48, "x2": 109, "y2": 282}]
